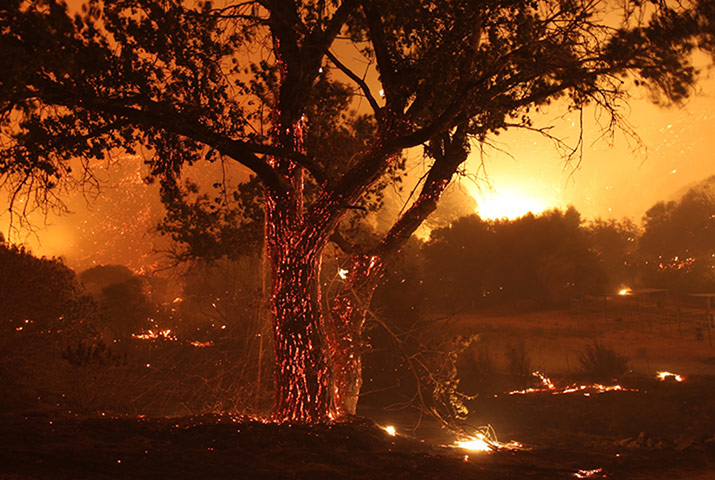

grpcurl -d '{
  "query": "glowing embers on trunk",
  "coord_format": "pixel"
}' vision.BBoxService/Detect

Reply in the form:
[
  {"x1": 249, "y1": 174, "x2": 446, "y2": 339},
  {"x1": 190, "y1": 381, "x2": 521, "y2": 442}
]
[
  {"x1": 656, "y1": 371, "x2": 685, "y2": 382},
  {"x1": 507, "y1": 372, "x2": 636, "y2": 396}
]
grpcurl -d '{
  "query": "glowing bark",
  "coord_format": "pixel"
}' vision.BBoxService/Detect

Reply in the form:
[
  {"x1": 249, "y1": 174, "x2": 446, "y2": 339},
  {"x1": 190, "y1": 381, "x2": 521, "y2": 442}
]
[
  {"x1": 326, "y1": 128, "x2": 469, "y2": 416},
  {"x1": 328, "y1": 254, "x2": 384, "y2": 416},
  {"x1": 269, "y1": 238, "x2": 331, "y2": 422}
]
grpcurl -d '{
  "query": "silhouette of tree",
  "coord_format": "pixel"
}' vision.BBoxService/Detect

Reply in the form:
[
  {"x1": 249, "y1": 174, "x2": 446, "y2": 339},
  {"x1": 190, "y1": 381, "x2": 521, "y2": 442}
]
[
  {"x1": 1, "y1": 0, "x2": 713, "y2": 421},
  {"x1": 585, "y1": 217, "x2": 640, "y2": 293},
  {"x1": 423, "y1": 207, "x2": 601, "y2": 310},
  {"x1": 423, "y1": 214, "x2": 495, "y2": 311},
  {"x1": 639, "y1": 176, "x2": 715, "y2": 291}
]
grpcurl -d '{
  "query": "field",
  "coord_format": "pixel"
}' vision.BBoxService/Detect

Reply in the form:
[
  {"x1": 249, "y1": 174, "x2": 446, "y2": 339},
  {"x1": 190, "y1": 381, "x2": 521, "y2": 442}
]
[{"x1": 2, "y1": 303, "x2": 714, "y2": 479}]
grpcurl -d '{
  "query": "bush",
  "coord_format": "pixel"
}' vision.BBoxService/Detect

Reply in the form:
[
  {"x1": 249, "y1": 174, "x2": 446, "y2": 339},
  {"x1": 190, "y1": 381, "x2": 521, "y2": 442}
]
[
  {"x1": 578, "y1": 341, "x2": 629, "y2": 380},
  {"x1": 506, "y1": 342, "x2": 532, "y2": 389},
  {"x1": 456, "y1": 340, "x2": 496, "y2": 396},
  {"x1": 0, "y1": 243, "x2": 98, "y2": 337}
]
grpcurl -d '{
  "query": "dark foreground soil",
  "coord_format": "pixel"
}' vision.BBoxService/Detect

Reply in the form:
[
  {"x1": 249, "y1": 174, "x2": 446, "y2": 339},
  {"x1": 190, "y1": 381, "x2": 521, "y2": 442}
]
[{"x1": 1, "y1": 375, "x2": 714, "y2": 479}]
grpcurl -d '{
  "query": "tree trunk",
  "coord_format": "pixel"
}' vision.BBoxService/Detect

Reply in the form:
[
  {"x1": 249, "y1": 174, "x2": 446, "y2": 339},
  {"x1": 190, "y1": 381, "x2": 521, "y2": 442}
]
[
  {"x1": 326, "y1": 127, "x2": 471, "y2": 417},
  {"x1": 269, "y1": 239, "x2": 331, "y2": 422},
  {"x1": 327, "y1": 253, "x2": 384, "y2": 416},
  {"x1": 265, "y1": 113, "x2": 331, "y2": 421}
]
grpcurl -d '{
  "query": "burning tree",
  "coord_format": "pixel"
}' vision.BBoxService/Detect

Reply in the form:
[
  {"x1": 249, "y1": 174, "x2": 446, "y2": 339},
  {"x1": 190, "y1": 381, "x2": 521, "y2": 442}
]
[{"x1": 1, "y1": 0, "x2": 713, "y2": 422}]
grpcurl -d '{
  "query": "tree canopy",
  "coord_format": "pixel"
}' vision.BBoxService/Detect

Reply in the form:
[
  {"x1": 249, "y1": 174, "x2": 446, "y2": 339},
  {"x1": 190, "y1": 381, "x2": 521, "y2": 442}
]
[{"x1": 639, "y1": 175, "x2": 715, "y2": 291}]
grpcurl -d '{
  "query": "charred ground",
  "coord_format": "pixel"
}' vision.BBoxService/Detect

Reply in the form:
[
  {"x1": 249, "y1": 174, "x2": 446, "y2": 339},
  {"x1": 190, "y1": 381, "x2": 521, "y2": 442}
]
[{"x1": 1, "y1": 372, "x2": 713, "y2": 480}]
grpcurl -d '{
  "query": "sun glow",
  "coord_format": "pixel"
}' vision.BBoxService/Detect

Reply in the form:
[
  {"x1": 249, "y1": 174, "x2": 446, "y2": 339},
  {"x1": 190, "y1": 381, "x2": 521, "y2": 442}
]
[{"x1": 473, "y1": 187, "x2": 550, "y2": 220}]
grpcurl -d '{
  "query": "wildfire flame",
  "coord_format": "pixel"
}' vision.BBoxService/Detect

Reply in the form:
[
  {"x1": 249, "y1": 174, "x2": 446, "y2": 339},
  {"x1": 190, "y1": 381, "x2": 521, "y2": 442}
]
[
  {"x1": 131, "y1": 329, "x2": 177, "y2": 341},
  {"x1": 657, "y1": 371, "x2": 684, "y2": 382},
  {"x1": 618, "y1": 288, "x2": 631, "y2": 296},
  {"x1": 383, "y1": 425, "x2": 397, "y2": 436},
  {"x1": 574, "y1": 467, "x2": 604, "y2": 478},
  {"x1": 455, "y1": 433, "x2": 492, "y2": 452},
  {"x1": 508, "y1": 372, "x2": 635, "y2": 396},
  {"x1": 451, "y1": 425, "x2": 522, "y2": 453}
]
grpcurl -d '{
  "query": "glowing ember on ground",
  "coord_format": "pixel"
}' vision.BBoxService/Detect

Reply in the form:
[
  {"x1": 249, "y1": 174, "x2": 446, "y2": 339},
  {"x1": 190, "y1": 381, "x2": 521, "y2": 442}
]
[
  {"x1": 131, "y1": 329, "x2": 177, "y2": 341},
  {"x1": 190, "y1": 341, "x2": 214, "y2": 348},
  {"x1": 508, "y1": 372, "x2": 636, "y2": 396},
  {"x1": 455, "y1": 435, "x2": 492, "y2": 452},
  {"x1": 383, "y1": 425, "x2": 397, "y2": 436},
  {"x1": 618, "y1": 288, "x2": 631, "y2": 296},
  {"x1": 657, "y1": 371, "x2": 685, "y2": 382},
  {"x1": 574, "y1": 467, "x2": 604, "y2": 478},
  {"x1": 451, "y1": 425, "x2": 520, "y2": 453}
]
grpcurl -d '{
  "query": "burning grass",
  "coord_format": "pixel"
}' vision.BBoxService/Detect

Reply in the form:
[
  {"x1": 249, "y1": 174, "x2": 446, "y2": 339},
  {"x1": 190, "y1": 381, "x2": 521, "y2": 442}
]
[{"x1": 506, "y1": 371, "x2": 637, "y2": 396}]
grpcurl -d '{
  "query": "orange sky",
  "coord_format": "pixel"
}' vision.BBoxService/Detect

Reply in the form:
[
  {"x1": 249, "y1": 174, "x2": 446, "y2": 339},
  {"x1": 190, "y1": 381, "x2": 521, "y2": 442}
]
[
  {"x1": 2, "y1": 2, "x2": 714, "y2": 271},
  {"x1": 460, "y1": 74, "x2": 715, "y2": 221}
]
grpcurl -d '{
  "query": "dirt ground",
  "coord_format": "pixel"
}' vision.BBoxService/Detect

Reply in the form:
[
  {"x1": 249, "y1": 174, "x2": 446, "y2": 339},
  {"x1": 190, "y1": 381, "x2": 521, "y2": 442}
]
[
  {"x1": 1, "y1": 404, "x2": 713, "y2": 480},
  {"x1": 448, "y1": 302, "x2": 715, "y2": 377},
  {"x1": 2, "y1": 306, "x2": 714, "y2": 479}
]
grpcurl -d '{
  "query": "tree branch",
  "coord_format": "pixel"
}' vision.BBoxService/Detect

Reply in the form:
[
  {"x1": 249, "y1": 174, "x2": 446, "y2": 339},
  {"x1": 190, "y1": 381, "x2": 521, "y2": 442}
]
[
  {"x1": 31, "y1": 77, "x2": 291, "y2": 195},
  {"x1": 376, "y1": 123, "x2": 469, "y2": 258},
  {"x1": 324, "y1": 49, "x2": 381, "y2": 115},
  {"x1": 360, "y1": 1, "x2": 401, "y2": 109}
]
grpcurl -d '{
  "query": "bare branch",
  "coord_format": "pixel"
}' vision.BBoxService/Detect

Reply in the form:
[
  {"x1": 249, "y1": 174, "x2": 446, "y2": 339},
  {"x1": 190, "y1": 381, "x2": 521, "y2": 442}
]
[{"x1": 324, "y1": 49, "x2": 381, "y2": 115}]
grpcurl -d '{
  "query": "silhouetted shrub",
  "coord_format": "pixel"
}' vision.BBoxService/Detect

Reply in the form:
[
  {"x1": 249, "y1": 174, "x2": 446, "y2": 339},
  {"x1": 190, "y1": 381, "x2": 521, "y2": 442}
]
[
  {"x1": 62, "y1": 340, "x2": 127, "y2": 367},
  {"x1": 456, "y1": 340, "x2": 497, "y2": 396},
  {"x1": 578, "y1": 341, "x2": 629, "y2": 380},
  {"x1": 0, "y1": 243, "x2": 98, "y2": 337},
  {"x1": 506, "y1": 342, "x2": 532, "y2": 389}
]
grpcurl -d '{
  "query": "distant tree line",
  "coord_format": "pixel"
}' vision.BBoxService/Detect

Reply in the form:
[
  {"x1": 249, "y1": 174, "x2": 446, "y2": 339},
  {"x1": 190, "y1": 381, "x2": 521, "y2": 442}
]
[
  {"x1": 2, "y1": 176, "x2": 714, "y2": 339},
  {"x1": 374, "y1": 175, "x2": 715, "y2": 316}
]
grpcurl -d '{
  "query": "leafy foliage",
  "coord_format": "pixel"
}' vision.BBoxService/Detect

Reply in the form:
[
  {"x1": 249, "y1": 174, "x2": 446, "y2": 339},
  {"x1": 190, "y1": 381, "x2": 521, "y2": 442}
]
[
  {"x1": 156, "y1": 177, "x2": 265, "y2": 262},
  {"x1": 585, "y1": 218, "x2": 640, "y2": 292},
  {"x1": 80, "y1": 265, "x2": 153, "y2": 338},
  {"x1": 0, "y1": 242, "x2": 97, "y2": 336}
]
